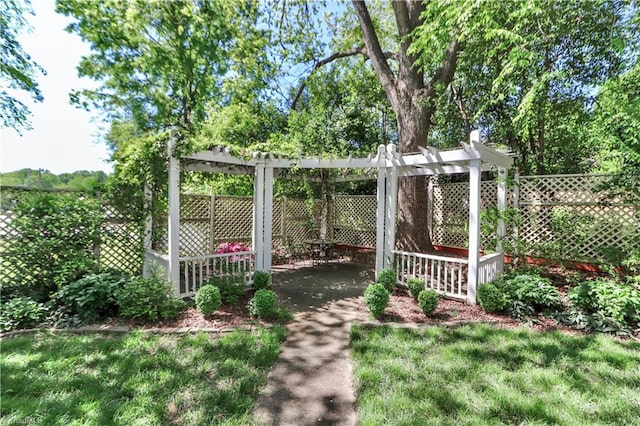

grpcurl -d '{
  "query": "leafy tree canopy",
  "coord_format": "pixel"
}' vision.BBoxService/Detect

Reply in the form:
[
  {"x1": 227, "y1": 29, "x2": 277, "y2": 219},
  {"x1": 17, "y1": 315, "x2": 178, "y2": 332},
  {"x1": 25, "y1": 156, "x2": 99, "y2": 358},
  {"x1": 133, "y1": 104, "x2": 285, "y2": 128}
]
[
  {"x1": 412, "y1": 0, "x2": 638, "y2": 174},
  {"x1": 0, "y1": 0, "x2": 46, "y2": 132}
]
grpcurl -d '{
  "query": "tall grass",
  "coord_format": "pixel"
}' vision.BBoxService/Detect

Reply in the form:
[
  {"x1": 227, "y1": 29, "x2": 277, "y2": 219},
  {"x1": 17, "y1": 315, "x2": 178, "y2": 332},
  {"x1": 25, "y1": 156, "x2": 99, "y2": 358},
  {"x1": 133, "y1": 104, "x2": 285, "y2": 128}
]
[
  {"x1": 1, "y1": 328, "x2": 285, "y2": 425},
  {"x1": 351, "y1": 324, "x2": 640, "y2": 425}
]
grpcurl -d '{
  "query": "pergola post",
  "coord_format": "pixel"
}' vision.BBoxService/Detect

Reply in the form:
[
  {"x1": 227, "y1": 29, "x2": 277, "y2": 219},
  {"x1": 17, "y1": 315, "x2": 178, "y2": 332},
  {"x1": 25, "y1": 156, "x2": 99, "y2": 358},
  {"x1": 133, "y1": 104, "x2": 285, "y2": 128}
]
[
  {"x1": 167, "y1": 138, "x2": 181, "y2": 292},
  {"x1": 375, "y1": 146, "x2": 387, "y2": 278},
  {"x1": 253, "y1": 165, "x2": 265, "y2": 271},
  {"x1": 467, "y1": 130, "x2": 482, "y2": 305},
  {"x1": 263, "y1": 166, "x2": 274, "y2": 272},
  {"x1": 384, "y1": 144, "x2": 398, "y2": 269}
]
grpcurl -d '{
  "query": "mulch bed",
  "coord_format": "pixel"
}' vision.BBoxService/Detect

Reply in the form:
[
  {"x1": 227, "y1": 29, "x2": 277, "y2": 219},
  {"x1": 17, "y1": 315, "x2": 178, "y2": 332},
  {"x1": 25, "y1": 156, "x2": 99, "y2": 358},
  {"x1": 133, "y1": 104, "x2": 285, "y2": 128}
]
[{"x1": 115, "y1": 286, "x2": 582, "y2": 336}]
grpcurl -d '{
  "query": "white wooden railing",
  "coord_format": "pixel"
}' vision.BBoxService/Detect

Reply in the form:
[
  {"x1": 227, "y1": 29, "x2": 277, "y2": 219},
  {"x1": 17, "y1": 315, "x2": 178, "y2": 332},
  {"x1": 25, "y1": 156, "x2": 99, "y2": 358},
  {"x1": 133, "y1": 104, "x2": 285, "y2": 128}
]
[
  {"x1": 179, "y1": 251, "x2": 255, "y2": 296},
  {"x1": 478, "y1": 252, "x2": 504, "y2": 285},
  {"x1": 143, "y1": 249, "x2": 170, "y2": 277},
  {"x1": 392, "y1": 250, "x2": 469, "y2": 301}
]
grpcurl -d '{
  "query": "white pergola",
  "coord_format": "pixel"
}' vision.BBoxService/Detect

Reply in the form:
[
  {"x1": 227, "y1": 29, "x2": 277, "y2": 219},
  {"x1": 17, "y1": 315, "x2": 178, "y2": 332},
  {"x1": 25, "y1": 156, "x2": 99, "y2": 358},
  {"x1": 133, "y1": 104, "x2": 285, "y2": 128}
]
[{"x1": 159, "y1": 130, "x2": 513, "y2": 304}]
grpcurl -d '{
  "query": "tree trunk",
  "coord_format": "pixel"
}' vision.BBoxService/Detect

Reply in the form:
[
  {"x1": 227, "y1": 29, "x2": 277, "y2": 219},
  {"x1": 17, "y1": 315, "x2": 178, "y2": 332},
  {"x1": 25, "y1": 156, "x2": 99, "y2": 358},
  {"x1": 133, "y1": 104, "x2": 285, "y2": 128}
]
[
  {"x1": 394, "y1": 92, "x2": 434, "y2": 252},
  {"x1": 352, "y1": 0, "x2": 462, "y2": 252}
]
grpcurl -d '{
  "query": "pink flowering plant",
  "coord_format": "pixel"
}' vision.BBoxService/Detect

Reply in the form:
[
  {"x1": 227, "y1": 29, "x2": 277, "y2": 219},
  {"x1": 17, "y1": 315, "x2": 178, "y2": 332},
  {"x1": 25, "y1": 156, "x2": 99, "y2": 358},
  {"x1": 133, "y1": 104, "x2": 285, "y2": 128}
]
[
  {"x1": 271, "y1": 242, "x2": 289, "y2": 265},
  {"x1": 214, "y1": 242, "x2": 252, "y2": 273}
]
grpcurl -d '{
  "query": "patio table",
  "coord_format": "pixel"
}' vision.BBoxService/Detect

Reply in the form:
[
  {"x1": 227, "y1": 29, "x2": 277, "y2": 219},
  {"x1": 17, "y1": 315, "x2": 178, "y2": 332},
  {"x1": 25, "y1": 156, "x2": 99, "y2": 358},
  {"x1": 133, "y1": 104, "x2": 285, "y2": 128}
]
[{"x1": 304, "y1": 239, "x2": 338, "y2": 264}]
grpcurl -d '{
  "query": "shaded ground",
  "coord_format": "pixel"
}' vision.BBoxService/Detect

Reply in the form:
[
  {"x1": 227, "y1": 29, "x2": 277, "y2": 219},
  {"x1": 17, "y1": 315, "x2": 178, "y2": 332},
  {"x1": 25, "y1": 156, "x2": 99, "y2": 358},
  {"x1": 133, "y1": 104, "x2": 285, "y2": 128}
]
[{"x1": 270, "y1": 260, "x2": 374, "y2": 313}]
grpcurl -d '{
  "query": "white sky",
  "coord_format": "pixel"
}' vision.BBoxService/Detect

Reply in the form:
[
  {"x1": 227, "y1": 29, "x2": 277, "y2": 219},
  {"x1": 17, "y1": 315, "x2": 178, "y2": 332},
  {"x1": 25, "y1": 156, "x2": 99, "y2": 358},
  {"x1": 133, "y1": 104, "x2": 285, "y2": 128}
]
[{"x1": 0, "y1": 0, "x2": 113, "y2": 174}]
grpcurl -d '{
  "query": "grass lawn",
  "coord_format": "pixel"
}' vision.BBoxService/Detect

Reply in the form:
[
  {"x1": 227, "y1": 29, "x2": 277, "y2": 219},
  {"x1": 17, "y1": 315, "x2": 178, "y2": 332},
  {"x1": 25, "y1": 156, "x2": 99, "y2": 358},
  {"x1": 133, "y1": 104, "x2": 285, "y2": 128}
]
[
  {"x1": 1, "y1": 327, "x2": 285, "y2": 425},
  {"x1": 351, "y1": 324, "x2": 640, "y2": 425}
]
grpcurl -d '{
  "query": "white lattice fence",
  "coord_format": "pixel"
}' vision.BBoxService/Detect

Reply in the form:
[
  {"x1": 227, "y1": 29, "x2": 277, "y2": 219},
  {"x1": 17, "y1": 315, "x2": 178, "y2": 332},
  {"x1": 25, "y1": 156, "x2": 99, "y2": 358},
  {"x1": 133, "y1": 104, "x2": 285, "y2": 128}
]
[
  {"x1": 518, "y1": 174, "x2": 639, "y2": 263},
  {"x1": 100, "y1": 205, "x2": 142, "y2": 274},
  {"x1": 178, "y1": 195, "x2": 318, "y2": 255},
  {"x1": 431, "y1": 180, "x2": 498, "y2": 249},
  {"x1": 333, "y1": 195, "x2": 377, "y2": 248},
  {"x1": 180, "y1": 195, "x2": 211, "y2": 257},
  {"x1": 282, "y1": 198, "x2": 316, "y2": 244},
  {"x1": 0, "y1": 187, "x2": 143, "y2": 281}
]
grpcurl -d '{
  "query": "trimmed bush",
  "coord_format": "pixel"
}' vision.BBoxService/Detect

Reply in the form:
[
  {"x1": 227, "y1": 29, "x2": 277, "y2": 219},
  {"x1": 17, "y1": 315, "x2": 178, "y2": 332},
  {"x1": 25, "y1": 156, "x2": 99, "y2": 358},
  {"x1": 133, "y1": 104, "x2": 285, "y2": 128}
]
[
  {"x1": 0, "y1": 297, "x2": 44, "y2": 332},
  {"x1": 252, "y1": 271, "x2": 271, "y2": 290},
  {"x1": 406, "y1": 278, "x2": 424, "y2": 300},
  {"x1": 249, "y1": 289, "x2": 278, "y2": 319},
  {"x1": 195, "y1": 285, "x2": 222, "y2": 316},
  {"x1": 117, "y1": 272, "x2": 185, "y2": 322},
  {"x1": 377, "y1": 269, "x2": 397, "y2": 293},
  {"x1": 206, "y1": 274, "x2": 245, "y2": 305},
  {"x1": 418, "y1": 289, "x2": 439, "y2": 316},
  {"x1": 478, "y1": 282, "x2": 507, "y2": 313},
  {"x1": 55, "y1": 272, "x2": 126, "y2": 323},
  {"x1": 364, "y1": 284, "x2": 390, "y2": 319}
]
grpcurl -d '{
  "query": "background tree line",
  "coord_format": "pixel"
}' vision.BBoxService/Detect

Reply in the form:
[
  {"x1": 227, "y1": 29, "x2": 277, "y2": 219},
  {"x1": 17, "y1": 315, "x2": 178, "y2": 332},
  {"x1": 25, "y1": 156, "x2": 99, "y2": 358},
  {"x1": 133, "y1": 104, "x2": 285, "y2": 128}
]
[{"x1": 0, "y1": 168, "x2": 108, "y2": 191}]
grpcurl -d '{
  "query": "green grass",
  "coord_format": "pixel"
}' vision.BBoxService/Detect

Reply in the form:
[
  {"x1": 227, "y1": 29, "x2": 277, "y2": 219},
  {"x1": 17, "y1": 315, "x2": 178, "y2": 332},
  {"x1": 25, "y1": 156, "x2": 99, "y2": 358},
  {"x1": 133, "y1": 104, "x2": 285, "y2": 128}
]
[
  {"x1": 351, "y1": 324, "x2": 640, "y2": 425},
  {"x1": 1, "y1": 327, "x2": 286, "y2": 425}
]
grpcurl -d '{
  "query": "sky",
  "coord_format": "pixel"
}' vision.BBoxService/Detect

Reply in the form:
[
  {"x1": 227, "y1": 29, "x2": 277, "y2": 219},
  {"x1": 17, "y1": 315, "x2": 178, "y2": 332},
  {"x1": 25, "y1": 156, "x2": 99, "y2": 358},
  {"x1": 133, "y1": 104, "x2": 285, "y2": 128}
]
[{"x1": 0, "y1": 0, "x2": 113, "y2": 174}]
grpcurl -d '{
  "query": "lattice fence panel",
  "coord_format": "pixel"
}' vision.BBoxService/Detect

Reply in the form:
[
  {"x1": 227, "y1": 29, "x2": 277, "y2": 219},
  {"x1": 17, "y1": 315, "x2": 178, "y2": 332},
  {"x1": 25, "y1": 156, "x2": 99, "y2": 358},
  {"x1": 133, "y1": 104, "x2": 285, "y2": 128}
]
[
  {"x1": 180, "y1": 195, "x2": 211, "y2": 257},
  {"x1": 518, "y1": 174, "x2": 639, "y2": 263},
  {"x1": 272, "y1": 199, "x2": 284, "y2": 245},
  {"x1": 333, "y1": 195, "x2": 377, "y2": 248},
  {"x1": 431, "y1": 180, "x2": 499, "y2": 249},
  {"x1": 282, "y1": 198, "x2": 316, "y2": 244},
  {"x1": 212, "y1": 196, "x2": 254, "y2": 246},
  {"x1": 0, "y1": 187, "x2": 143, "y2": 282},
  {"x1": 100, "y1": 204, "x2": 142, "y2": 274}
]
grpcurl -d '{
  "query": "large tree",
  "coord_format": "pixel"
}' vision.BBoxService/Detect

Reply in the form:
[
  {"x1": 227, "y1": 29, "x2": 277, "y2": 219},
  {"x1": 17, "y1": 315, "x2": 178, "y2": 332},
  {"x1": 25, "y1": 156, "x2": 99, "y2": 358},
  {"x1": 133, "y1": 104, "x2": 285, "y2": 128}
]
[
  {"x1": 56, "y1": 0, "x2": 269, "y2": 133},
  {"x1": 0, "y1": 0, "x2": 45, "y2": 132},
  {"x1": 350, "y1": 0, "x2": 461, "y2": 251},
  {"x1": 291, "y1": 0, "x2": 636, "y2": 250}
]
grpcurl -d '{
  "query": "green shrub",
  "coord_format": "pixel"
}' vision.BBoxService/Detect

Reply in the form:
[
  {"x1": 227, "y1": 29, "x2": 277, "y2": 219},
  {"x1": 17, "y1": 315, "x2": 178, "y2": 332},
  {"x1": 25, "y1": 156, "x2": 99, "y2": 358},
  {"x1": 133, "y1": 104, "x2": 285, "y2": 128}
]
[
  {"x1": 0, "y1": 297, "x2": 44, "y2": 332},
  {"x1": 406, "y1": 278, "x2": 424, "y2": 300},
  {"x1": 117, "y1": 272, "x2": 185, "y2": 322},
  {"x1": 195, "y1": 285, "x2": 222, "y2": 316},
  {"x1": 418, "y1": 289, "x2": 439, "y2": 316},
  {"x1": 364, "y1": 284, "x2": 390, "y2": 319},
  {"x1": 249, "y1": 289, "x2": 278, "y2": 319},
  {"x1": 206, "y1": 274, "x2": 245, "y2": 305},
  {"x1": 377, "y1": 269, "x2": 397, "y2": 293},
  {"x1": 568, "y1": 280, "x2": 640, "y2": 328},
  {"x1": 252, "y1": 271, "x2": 271, "y2": 290},
  {"x1": 500, "y1": 274, "x2": 560, "y2": 319},
  {"x1": 55, "y1": 272, "x2": 127, "y2": 323},
  {"x1": 2, "y1": 192, "x2": 101, "y2": 298},
  {"x1": 477, "y1": 282, "x2": 507, "y2": 313}
]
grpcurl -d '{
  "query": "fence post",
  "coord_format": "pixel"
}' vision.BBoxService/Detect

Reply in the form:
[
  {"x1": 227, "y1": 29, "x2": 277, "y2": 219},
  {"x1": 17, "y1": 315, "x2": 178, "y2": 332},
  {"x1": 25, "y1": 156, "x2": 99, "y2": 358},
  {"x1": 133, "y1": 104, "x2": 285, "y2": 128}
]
[
  {"x1": 375, "y1": 145, "x2": 387, "y2": 278},
  {"x1": 281, "y1": 196, "x2": 287, "y2": 245},
  {"x1": 427, "y1": 177, "x2": 434, "y2": 243},
  {"x1": 209, "y1": 194, "x2": 216, "y2": 253},
  {"x1": 142, "y1": 182, "x2": 153, "y2": 278}
]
